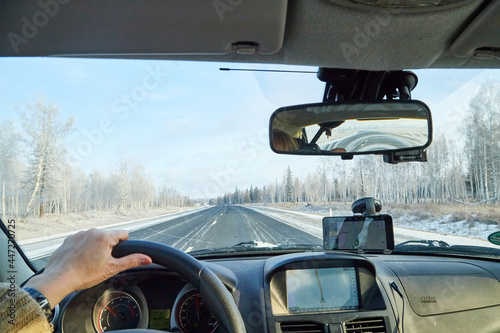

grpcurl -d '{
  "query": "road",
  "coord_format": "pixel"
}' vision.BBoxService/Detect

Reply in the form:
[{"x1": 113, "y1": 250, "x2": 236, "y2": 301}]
[
  {"x1": 30, "y1": 205, "x2": 321, "y2": 267},
  {"x1": 128, "y1": 205, "x2": 321, "y2": 252},
  {"x1": 27, "y1": 204, "x2": 495, "y2": 269}
]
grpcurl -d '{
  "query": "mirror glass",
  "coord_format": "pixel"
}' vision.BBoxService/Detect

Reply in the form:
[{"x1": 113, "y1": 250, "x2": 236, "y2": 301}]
[{"x1": 270, "y1": 101, "x2": 432, "y2": 155}]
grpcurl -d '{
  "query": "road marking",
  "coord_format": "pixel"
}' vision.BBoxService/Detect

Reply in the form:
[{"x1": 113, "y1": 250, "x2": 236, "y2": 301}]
[
  {"x1": 245, "y1": 206, "x2": 322, "y2": 240},
  {"x1": 139, "y1": 227, "x2": 213, "y2": 244},
  {"x1": 212, "y1": 220, "x2": 217, "y2": 226},
  {"x1": 186, "y1": 246, "x2": 193, "y2": 252},
  {"x1": 171, "y1": 207, "x2": 223, "y2": 247}
]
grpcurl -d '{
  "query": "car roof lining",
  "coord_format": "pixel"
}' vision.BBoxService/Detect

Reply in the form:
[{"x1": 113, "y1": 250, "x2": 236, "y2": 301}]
[{"x1": 0, "y1": 0, "x2": 498, "y2": 70}]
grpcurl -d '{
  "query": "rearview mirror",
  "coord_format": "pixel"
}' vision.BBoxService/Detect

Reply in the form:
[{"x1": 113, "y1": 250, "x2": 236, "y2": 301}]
[{"x1": 270, "y1": 100, "x2": 432, "y2": 156}]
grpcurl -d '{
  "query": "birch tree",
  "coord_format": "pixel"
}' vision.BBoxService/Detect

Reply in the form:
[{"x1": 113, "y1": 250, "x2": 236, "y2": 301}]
[
  {"x1": 19, "y1": 97, "x2": 73, "y2": 218},
  {"x1": 114, "y1": 153, "x2": 130, "y2": 212},
  {"x1": 464, "y1": 82, "x2": 500, "y2": 202},
  {"x1": 0, "y1": 120, "x2": 21, "y2": 219}
]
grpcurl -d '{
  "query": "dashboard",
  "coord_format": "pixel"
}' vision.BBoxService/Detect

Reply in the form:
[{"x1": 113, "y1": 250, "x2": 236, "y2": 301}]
[{"x1": 57, "y1": 251, "x2": 500, "y2": 333}]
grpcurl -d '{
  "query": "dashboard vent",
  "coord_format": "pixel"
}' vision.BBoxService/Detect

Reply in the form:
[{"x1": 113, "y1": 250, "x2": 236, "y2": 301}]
[
  {"x1": 280, "y1": 322, "x2": 325, "y2": 333},
  {"x1": 345, "y1": 317, "x2": 387, "y2": 333}
]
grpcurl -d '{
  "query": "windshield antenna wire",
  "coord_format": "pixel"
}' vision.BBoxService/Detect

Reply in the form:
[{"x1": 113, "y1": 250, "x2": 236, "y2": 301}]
[{"x1": 220, "y1": 68, "x2": 316, "y2": 74}]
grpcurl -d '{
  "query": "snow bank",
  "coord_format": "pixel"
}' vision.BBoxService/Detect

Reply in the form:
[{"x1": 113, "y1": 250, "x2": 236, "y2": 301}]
[{"x1": 250, "y1": 204, "x2": 498, "y2": 248}]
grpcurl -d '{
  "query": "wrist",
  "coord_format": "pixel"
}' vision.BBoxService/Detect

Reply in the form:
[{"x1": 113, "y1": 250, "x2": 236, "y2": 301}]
[
  {"x1": 24, "y1": 273, "x2": 72, "y2": 309},
  {"x1": 22, "y1": 286, "x2": 54, "y2": 321}
]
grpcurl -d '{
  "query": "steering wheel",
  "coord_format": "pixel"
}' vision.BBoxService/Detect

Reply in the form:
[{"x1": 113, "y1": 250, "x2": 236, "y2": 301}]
[{"x1": 110, "y1": 240, "x2": 246, "y2": 333}]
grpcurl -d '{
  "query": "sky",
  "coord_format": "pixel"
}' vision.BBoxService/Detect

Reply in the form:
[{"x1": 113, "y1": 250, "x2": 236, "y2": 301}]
[{"x1": 0, "y1": 57, "x2": 498, "y2": 198}]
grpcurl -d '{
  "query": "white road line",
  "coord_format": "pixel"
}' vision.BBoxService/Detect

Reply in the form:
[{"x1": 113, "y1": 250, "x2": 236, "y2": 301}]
[
  {"x1": 186, "y1": 246, "x2": 193, "y2": 252},
  {"x1": 173, "y1": 208, "x2": 220, "y2": 247},
  {"x1": 244, "y1": 206, "x2": 322, "y2": 240}
]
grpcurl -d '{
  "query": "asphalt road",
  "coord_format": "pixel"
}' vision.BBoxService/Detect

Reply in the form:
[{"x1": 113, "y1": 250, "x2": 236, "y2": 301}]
[
  {"x1": 128, "y1": 205, "x2": 321, "y2": 252},
  {"x1": 29, "y1": 205, "x2": 321, "y2": 267},
  {"x1": 26, "y1": 205, "x2": 494, "y2": 270}
]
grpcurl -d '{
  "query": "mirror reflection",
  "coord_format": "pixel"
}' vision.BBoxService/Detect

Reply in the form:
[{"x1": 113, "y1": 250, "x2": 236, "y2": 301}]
[{"x1": 270, "y1": 101, "x2": 432, "y2": 155}]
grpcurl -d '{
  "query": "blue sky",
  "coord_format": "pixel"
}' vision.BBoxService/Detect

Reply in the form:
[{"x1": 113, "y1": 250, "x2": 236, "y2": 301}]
[
  {"x1": 0, "y1": 58, "x2": 325, "y2": 197},
  {"x1": 0, "y1": 57, "x2": 498, "y2": 198}
]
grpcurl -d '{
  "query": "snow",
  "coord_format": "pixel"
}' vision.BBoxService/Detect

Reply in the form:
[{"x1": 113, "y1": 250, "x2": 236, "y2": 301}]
[
  {"x1": 16, "y1": 206, "x2": 203, "y2": 241},
  {"x1": 247, "y1": 206, "x2": 323, "y2": 239},
  {"x1": 392, "y1": 211, "x2": 499, "y2": 240},
  {"x1": 18, "y1": 206, "x2": 211, "y2": 260},
  {"x1": 248, "y1": 204, "x2": 500, "y2": 249},
  {"x1": 393, "y1": 226, "x2": 493, "y2": 248},
  {"x1": 17, "y1": 203, "x2": 500, "y2": 261}
]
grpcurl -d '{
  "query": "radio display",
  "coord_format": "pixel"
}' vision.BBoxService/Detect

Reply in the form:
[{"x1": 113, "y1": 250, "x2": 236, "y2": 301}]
[{"x1": 286, "y1": 267, "x2": 359, "y2": 313}]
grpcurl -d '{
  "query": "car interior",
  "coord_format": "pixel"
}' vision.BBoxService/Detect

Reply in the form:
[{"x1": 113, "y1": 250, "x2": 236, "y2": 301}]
[{"x1": 1, "y1": 1, "x2": 500, "y2": 332}]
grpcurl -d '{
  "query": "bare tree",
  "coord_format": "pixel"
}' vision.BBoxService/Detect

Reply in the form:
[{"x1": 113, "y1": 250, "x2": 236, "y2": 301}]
[
  {"x1": 0, "y1": 120, "x2": 22, "y2": 219},
  {"x1": 19, "y1": 97, "x2": 73, "y2": 218},
  {"x1": 129, "y1": 165, "x2": 156, "y2": 210},
  {"x1": 114, "y1": 153, "x2": 130, "y2": 212},
  {"x1": 464, "y1": 82, "x2": 500, "y2": 202}
]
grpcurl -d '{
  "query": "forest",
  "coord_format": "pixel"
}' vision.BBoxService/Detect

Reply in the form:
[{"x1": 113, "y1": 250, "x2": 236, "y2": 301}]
[
  {"x1": 213, "y1": 83, "x2": 500, "y2": 207},
  {"x1": 0, "y1": 97, "x2": 191, "y2": 219},
  {"x1": 1, "y1": 82, "x2": 499, "y2": 219}
]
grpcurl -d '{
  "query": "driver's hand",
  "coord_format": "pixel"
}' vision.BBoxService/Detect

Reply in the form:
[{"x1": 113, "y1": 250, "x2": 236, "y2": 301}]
[{"x1": 24, "y1": 229, "x2": 152, "y2": 308}]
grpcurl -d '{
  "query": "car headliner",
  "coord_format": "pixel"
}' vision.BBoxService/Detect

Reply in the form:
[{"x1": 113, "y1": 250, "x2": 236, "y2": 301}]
[{"x1": 0, "y1": 0, "x2": 499, "y2": 70}]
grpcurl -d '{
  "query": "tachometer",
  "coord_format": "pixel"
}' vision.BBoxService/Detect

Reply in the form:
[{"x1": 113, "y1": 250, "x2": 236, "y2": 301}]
[
  {"x1": 175, "y1": 289, "x2": 218, "y2": 333},
  {"x1": 93, "y1": 291, "x2": 142, "y2": 332}
]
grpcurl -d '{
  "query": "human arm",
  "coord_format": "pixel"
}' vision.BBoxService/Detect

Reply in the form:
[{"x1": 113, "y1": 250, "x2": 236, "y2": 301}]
[
  {"x1": 24, "y1": 228, "x2": 152, "y2": 309},
  {"x1": 0, "y1": 284, "x2": 52, "y2": 333}
]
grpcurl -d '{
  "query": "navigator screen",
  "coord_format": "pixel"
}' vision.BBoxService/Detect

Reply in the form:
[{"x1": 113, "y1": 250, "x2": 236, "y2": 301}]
[{"x1": 286, "y1": 267, "x2": 359, "y2": 313}]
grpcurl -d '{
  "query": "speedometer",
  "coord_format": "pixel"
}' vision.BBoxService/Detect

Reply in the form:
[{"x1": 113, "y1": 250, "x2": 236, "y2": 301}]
[
  {"x1": 175, "y1": 289, "x2": 218, "y2": 333},
  {"x1": 93, "y1": 291, "x2": 142, "y2": 332}
]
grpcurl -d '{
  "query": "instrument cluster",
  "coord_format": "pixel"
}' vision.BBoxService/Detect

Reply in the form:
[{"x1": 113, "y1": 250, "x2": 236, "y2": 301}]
[{"x1": 59, "y1": 270, "x2": 219, "y2": 333}]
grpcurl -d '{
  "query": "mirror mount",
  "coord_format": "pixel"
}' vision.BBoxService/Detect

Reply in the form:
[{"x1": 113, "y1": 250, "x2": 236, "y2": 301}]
[
  {"x1": 341, "y1": 154, "x2": 353, "y2": 160},
  {"x1": 318, "y1": 68, "x2": 418, "y2": 102},
  {"x1": 316, "y1": 68, "x2": 426, "y2": 162},
  {"x1": 383, "y1": 149, "x2": 428, "y2": 164},
  {"x1": 351, "y1": 197, "x2": 382, "y2": 216}
]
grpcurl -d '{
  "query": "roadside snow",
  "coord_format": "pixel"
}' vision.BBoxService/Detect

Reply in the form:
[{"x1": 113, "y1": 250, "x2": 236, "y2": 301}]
[
  {"x1": 293, "y1": 204, "x2": 499, "y2": 243},
  {"x1": 18, "y1": 206, "x2": 211, "y2": 260},
  {"x1": 247, "y1": 206, "x2": 323, "y2": 239},
  {"x1": 392, "y1": 211, "x2": 499, "y2": 240},
  {"x1": 249, "y1": 204, "x2": 499, "y2": 248},
  {"x1": 393, "y1": 226, "x2": 493, "y2": 248},
  {"x1": 16, "y1": 206, "x2": 206, "y2": 241}
]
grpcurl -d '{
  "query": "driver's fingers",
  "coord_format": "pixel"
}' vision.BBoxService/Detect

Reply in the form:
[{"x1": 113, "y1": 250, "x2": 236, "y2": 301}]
[
  {"x1": 108, "y1": 229, "x2": 130, "y2": 244},
  {"x1": 113, "y1": 254, "x2": 152, "y2": 274}
]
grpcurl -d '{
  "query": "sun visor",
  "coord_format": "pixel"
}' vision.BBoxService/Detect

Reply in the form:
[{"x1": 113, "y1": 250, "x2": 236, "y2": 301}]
[
  {"x1": 0, "y1": 0, "x2": 288, "y2": 56},
  {"x1": 450, "y1": 1, "x2": 500, "y2": 59}
]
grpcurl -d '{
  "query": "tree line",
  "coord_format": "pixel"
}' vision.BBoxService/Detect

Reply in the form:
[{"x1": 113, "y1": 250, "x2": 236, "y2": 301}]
[
  {"x1": 210, "y1": 137, "x2": 472, "y2": 207},
  {"x1": 211, "y1": 82, "x2": 500, "y2": 207},
  {"x1": 0, "y1": 96, "x2": 191, "y2": 220},
  {"x1": 2, "y1": 82, "x2": 499, "y2": 219}
]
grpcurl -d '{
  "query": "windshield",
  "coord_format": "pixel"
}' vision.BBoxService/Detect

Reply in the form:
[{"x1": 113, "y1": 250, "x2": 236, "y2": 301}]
[{"x1": 1, "y1": 58, "x2": 500, "y2": 268}]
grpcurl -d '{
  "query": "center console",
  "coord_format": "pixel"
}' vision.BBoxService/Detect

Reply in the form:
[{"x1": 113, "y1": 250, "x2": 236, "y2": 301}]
[{"x1": 264, "y1": 252, "x2": 395, "y2": 332}]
